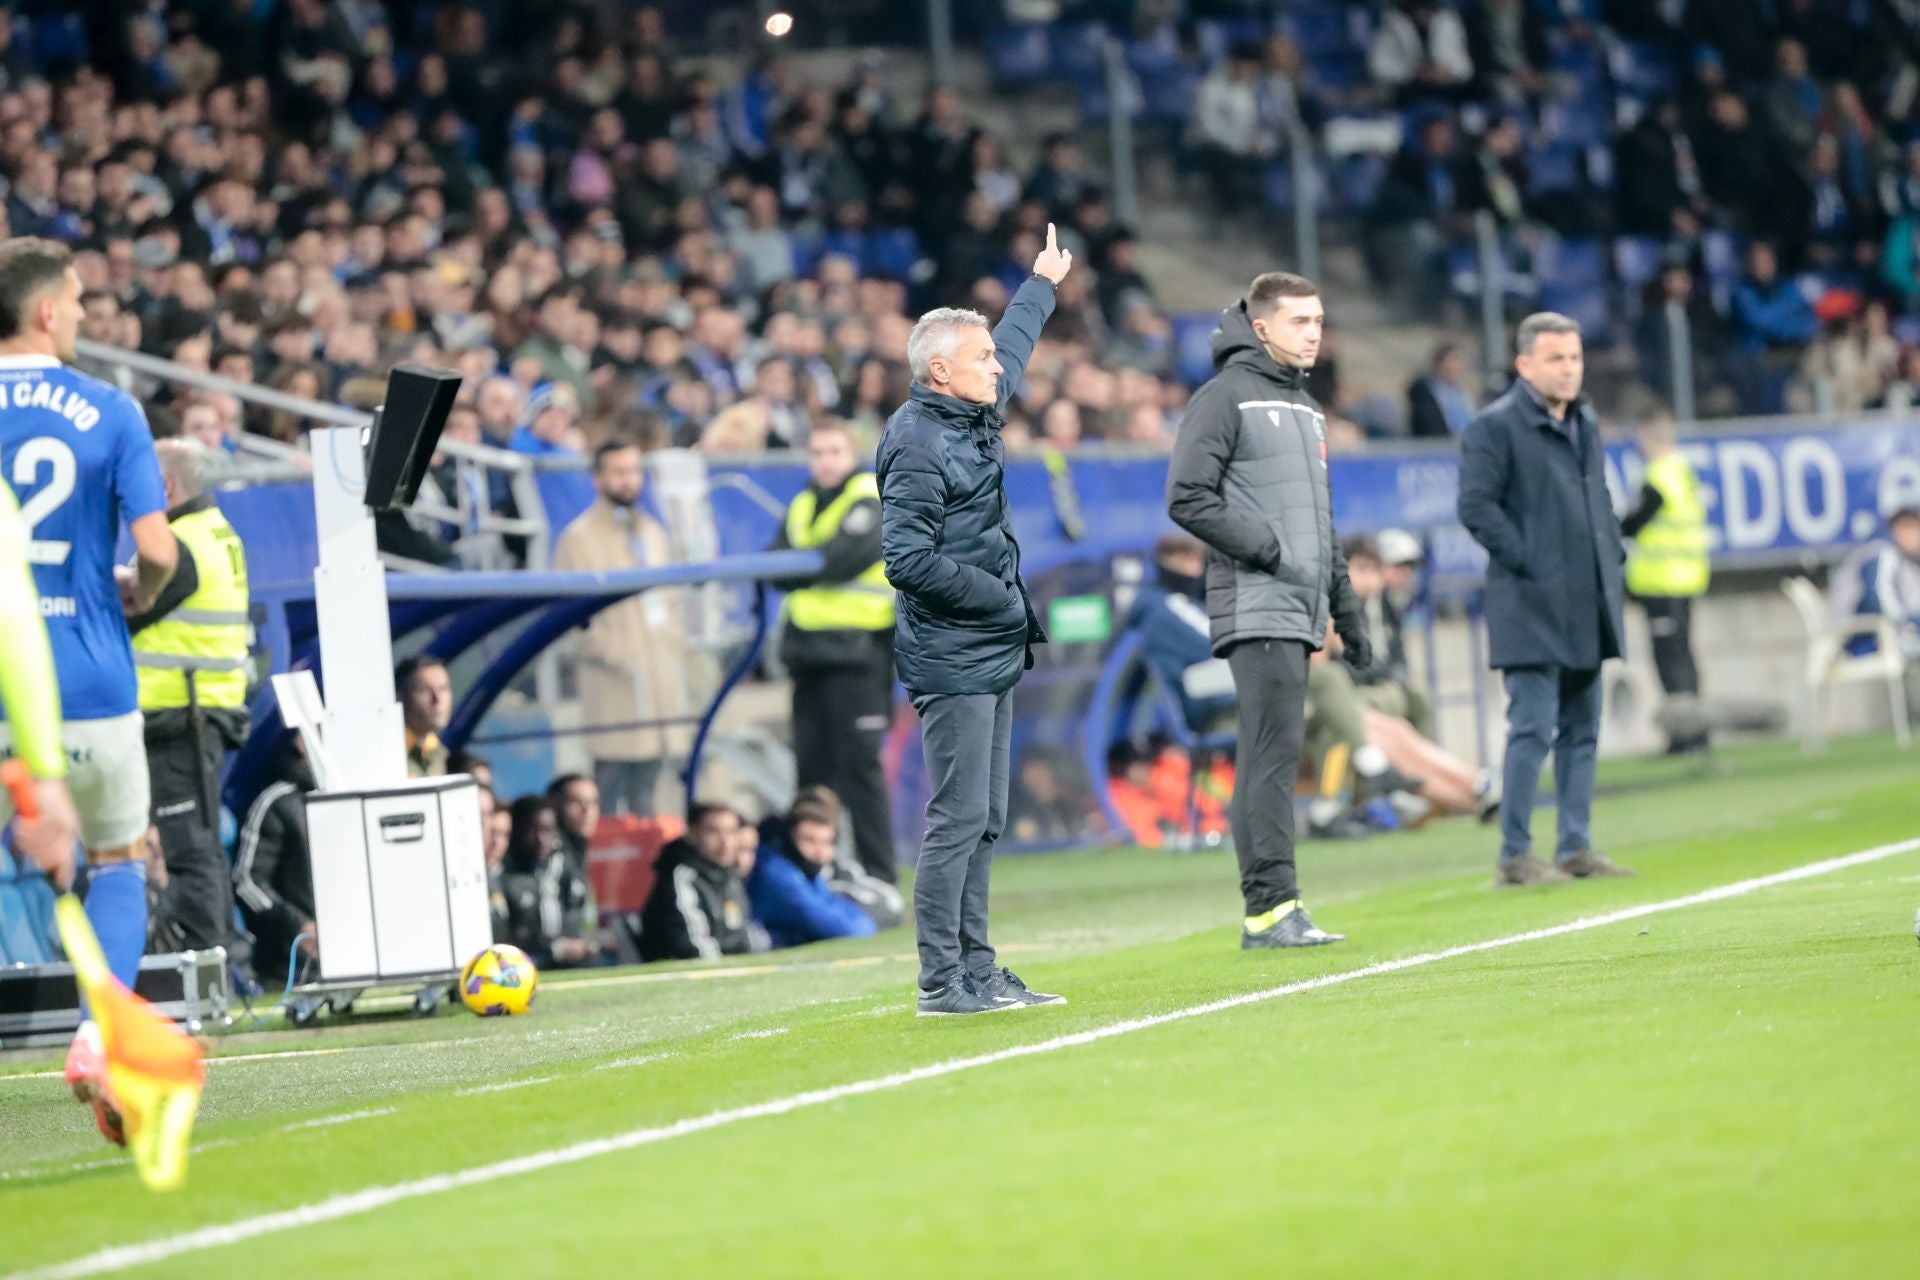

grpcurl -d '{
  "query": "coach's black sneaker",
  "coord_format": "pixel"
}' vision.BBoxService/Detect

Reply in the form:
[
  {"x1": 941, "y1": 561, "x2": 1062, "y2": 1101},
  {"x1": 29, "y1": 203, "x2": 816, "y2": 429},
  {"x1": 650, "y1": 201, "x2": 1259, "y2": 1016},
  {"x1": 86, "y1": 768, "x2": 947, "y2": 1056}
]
[
  {"x1": 916, "y1": 972, "x2": 1021, "y2": 1018},
  {"x1": 1495, "y1": 853, "x2": 1572, "y2": 887},
  {"x1": 978, "y1": 967, "x2": 1067, "y2": 1008},
  {"x1": 1557, "y1": 848, "x2": 1634, "y2": 879},
  {"x1": 1241, "y1": 900, "x2": 1345, "y2": 949}
]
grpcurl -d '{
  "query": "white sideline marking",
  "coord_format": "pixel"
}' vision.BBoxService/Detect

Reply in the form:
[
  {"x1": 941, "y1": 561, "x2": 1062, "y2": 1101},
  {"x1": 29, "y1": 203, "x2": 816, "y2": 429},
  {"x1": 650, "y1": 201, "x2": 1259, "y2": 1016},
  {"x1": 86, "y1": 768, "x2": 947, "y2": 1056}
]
[
  {"x1": 12, "y1": 837, "x2": 1918, "y2": 1280},
  {"x1": 452, "y1": 1076, "x2": 559, "y2": 1097},
  {"x1": 593, "y1": 1053, "x2": 672, "y2": 1072},
  {"x1": 729, "y1": 1028, "x2": 789, "y2": 1041},
  {"x1": 283, "y1": 1108, "x2": 397, "y2": 1132}
]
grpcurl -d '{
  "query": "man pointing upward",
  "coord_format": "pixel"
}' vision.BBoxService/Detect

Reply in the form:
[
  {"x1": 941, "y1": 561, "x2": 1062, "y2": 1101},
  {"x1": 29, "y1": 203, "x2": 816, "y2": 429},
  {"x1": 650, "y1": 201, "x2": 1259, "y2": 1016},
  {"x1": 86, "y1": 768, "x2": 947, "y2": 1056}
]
[{"x1": 879, "y1": 224, "x2": 1072, "y2": 1017}]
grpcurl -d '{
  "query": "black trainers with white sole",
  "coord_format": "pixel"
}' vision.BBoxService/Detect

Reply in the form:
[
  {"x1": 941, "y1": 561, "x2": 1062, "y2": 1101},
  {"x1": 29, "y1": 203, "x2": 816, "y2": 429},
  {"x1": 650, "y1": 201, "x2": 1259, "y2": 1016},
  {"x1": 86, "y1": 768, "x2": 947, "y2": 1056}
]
[
  {"x1": 978, "y1": 967, "x2": 1066, "y2": 1008},
  {"x1": 916, "y1": 972, "x2": 1022, "y2": 1017}
]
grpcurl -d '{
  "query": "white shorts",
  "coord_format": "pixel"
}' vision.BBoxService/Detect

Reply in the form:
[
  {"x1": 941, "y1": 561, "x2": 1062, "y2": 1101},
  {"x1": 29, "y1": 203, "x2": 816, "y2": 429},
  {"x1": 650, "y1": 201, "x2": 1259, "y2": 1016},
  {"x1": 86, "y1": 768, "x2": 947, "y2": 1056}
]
[{"x1": 0, "y1": 710, "x2": 151, "y2": 852}]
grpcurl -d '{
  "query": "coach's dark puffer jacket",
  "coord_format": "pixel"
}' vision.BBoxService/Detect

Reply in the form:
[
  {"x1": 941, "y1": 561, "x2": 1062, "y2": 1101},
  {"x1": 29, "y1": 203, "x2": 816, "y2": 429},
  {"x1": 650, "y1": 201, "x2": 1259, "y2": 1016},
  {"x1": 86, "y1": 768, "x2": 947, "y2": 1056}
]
[
  {"x1": 878, "y1": 276, "x2": 1054, "y2": 696},
  {"x1": 1166, "y1": 300, "x2": 1363, "y2": 656}
]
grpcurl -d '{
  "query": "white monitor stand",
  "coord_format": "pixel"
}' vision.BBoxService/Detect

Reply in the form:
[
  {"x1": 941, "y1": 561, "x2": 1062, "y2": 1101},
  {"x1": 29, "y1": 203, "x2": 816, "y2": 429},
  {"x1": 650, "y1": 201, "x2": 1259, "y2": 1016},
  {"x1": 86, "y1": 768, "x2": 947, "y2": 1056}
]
[{"x1": 287, "y1": 427, "x2": 491, "y2": 1002}]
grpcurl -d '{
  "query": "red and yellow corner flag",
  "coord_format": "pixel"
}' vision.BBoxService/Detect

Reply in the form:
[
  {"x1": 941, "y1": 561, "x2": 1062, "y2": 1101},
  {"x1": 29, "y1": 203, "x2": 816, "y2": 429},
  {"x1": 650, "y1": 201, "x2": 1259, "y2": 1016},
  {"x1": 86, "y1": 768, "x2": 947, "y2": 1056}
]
[{"x1": 54, "y1": 895, "x2": 206, "y2": 1191}]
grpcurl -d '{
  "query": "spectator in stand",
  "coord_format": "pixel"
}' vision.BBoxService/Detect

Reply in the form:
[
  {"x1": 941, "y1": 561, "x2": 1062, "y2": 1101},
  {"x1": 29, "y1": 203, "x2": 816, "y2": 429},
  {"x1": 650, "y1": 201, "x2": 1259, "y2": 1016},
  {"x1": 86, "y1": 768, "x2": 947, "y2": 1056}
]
[
  {"x1": 1829, "y1": 506, "x2": 1920, "y2": 718},
  {"x1": 1695, "y1": 91, "x2": 1808, "y2": 245},
  {"x1": 1367, "y1": 114, "x2": 1469, "y2": 302},
  {"x1": 510, "y1": 382, "x2": 586, "y2": 459},
  {"x1": 1732, "y1": 243, "x2": 1818, "y2": 350},
  {"x1": 395, "y1": 655, "x2": 452, "y2": 778},
  {"x1": 1127, "y1": 534, "x2": 1233, "y2": 732},
  {"x1": 233, "y1": 733, "x2": 317, "y2": 983},
  {"x1": 1764, "y1": 38, "x2": 1823, "y2": 154},
  {"x1": 499, "y1": 795, "x2": 607, "y2": 970},
  {"x1": 551, "y1": 438, "x2": 691, "y2": 817},
  {"x1": 744, "y1": 789, "x2": 878, "y2": 949},
  {"x1": 1005, "y1": 748, "x2": 1099, "y2": 846},
  {"x1": 546, "y1": 773, "x2": 600, "y2": 874},
  {"x1": 1407, "y1": 342, "x2": 1474, "y2": 438},
  {"x1": 1189, "y1": 44, "x2": 1275, "y2": 216},
  {"x1": 1369, "y1": 0, "x2": 1475, "y2": 107},
  {"x1": 1802, "y1": 299, "x2": 1899, "y2": 412},
  {"x1": 638, "y1": 802, "x2": 761, "y2": 962},
  {"x1": 1731, "y1": 241, "x2": 1818, "y2": 413},
  {"x1": 1464, "y1": 0, "x2": 1549, "y2": 105},
  {"x1": 1024, "y1": 133, "x2": 1096, "y2": 220},
  {"x1": 1635, "y1": 263, "x2": 1736, "y2": 411}
]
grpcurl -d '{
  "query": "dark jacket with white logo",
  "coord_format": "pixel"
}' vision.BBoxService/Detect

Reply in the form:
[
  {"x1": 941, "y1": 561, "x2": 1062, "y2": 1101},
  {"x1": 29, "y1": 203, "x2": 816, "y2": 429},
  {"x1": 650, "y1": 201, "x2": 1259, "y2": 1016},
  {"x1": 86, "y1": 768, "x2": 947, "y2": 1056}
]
[
  {"x1": 638, "y1": 839, "x2": 760, "y2": 963},
  {"x1": 1166, "y1": 301, "x2": 1363, "y2": 655}
]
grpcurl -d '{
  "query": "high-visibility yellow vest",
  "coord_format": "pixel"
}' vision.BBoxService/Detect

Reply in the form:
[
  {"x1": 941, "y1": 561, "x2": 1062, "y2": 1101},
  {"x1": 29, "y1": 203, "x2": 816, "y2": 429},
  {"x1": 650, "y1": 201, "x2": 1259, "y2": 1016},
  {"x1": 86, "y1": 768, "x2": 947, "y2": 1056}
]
[
  {"x1": 1626, "y1": 451, "x2": 1710, "y2": 598},
  {"x1": 135, "y1": 503, "x2": 251, "y2": 710},
  {"x1": 783, "y1": 473, "x2": 895, "y2": 632}
]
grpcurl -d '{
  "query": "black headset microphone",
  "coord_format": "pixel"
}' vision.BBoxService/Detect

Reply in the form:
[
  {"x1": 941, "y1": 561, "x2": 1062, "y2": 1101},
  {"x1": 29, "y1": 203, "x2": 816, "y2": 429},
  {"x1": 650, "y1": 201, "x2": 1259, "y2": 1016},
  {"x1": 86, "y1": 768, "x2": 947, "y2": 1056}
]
[{"x1": 1254, "y1": 321, "x2": 1312, "y2": 367}]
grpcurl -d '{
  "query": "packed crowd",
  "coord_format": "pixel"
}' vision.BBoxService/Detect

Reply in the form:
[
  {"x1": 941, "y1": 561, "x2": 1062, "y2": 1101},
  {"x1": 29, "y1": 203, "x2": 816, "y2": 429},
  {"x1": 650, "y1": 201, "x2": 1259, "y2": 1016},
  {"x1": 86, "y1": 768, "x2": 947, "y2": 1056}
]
[
  {"x1": 8, "y1": 0, "x2": 1191, "y2": 473},
  {"x1": 1171, "y1": 0, "x2": 1920, "y2": 417}
]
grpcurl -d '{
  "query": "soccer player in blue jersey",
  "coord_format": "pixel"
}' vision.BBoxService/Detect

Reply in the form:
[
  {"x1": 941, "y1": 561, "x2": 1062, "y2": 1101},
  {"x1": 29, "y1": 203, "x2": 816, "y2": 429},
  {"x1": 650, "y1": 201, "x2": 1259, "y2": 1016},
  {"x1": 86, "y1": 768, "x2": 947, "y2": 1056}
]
[{"x1": 0, "y1": 238, "x2": 177, "y2": 1144}]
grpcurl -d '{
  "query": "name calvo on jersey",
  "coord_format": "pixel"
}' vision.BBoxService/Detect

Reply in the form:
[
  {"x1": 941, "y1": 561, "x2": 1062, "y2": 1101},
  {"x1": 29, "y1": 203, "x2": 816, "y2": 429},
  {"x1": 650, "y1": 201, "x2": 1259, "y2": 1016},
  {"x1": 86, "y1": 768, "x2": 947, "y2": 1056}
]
[{"x1": 5, "y1": 377, "x2": 102, "y2": 431}]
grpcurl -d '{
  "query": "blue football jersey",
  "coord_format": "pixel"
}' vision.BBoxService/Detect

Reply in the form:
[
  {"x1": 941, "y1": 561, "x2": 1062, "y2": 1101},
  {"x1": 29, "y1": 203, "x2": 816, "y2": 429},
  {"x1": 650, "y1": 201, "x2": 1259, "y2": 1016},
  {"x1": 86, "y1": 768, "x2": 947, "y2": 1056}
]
[{"x1": 0, "y1": 354, "x2": 165, "y2": 721}]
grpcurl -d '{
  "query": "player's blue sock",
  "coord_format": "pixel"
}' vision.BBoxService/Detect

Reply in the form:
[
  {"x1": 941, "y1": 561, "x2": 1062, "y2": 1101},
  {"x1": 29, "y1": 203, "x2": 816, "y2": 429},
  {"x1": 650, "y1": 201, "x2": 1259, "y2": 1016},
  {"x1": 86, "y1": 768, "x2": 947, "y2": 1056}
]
[{"x1": 83, "y1": 861, "x2": 148, "y2": 991}]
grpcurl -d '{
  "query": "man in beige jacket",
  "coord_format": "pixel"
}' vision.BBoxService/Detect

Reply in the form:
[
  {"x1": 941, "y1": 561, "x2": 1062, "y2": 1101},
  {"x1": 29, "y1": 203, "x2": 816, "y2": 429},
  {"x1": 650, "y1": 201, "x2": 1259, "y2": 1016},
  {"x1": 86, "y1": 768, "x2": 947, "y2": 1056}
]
[{"x1": 552, "y1": 438, "x2": 693, "y2": 816}]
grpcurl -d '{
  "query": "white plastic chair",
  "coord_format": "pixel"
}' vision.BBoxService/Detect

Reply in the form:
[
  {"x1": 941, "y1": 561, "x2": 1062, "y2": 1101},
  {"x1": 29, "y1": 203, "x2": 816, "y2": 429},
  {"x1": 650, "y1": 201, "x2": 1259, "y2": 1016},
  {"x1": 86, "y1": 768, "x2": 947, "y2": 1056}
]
[{"x1": 1780, "y1": 577, "x2": 1913, "y2": 753}]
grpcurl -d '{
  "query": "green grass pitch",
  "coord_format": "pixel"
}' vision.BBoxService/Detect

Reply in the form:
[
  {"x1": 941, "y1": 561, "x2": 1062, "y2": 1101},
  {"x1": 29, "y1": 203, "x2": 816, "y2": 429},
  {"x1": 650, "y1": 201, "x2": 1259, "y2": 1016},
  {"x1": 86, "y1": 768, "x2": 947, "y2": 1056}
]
[{"x1": 3, "y1": 736, "x2": 1918, "y2": 1278}]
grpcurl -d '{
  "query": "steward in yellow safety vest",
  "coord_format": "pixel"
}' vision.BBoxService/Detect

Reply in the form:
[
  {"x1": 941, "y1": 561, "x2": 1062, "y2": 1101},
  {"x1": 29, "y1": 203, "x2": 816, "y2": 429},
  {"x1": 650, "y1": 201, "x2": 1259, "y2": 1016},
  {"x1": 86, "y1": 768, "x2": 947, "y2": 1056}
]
[
  {"x1": 1624, "y1": 446, "x2": 1709, "y2": 599},
  {"x1": 1621, "y1": 419, "x2": 1709, "y2": 752},
  {"x1": 129, "y1": 442, "x2": 252, "y2": 955},
  {"x1": 131, "y1": 494, "x2": 250, "y2": 713},
  {"x1": 768, "y1": 422, "x2": 902, "y2": 889}
]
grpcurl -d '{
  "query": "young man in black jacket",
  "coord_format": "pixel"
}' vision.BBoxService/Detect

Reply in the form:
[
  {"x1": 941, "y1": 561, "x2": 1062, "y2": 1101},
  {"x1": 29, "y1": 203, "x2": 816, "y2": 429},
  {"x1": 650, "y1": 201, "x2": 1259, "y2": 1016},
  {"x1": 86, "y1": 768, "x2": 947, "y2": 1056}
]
[
  {"x1": 638, "y1": 802, "x2": 761, "y2": 963},
  {"x1": 878, "y1": 224, "x2": 1073, "y2": 1017},
  {"x1": 1167, "y1": 271, "x2": 1371, "y2": 950},
  {"x1": 232, "y1": 734, "x2": 317, "y2": 980}
]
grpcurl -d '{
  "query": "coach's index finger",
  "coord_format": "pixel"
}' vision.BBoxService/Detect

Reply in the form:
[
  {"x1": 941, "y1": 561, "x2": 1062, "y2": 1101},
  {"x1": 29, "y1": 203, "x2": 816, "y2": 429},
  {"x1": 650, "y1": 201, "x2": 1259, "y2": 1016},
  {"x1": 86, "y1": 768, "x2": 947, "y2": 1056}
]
[{"x1": 1046, "y1": 222, "x2": 1057, "y2": 252}]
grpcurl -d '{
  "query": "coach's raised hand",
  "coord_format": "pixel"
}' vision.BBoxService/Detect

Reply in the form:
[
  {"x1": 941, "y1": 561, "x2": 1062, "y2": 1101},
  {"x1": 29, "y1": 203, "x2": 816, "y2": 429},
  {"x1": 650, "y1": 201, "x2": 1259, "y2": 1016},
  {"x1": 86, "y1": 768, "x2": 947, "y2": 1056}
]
[{"x1": 1034, "y1": 222, "x2": 1073, "y2": 284}]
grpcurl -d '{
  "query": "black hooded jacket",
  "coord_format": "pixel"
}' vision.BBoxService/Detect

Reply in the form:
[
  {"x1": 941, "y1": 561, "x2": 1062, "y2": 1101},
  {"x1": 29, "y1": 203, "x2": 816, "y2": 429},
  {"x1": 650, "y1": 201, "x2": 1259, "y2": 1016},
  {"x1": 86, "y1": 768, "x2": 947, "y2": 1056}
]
[{"x1": 1166, "y1": 301, "x2": 1366, "y2": 657}]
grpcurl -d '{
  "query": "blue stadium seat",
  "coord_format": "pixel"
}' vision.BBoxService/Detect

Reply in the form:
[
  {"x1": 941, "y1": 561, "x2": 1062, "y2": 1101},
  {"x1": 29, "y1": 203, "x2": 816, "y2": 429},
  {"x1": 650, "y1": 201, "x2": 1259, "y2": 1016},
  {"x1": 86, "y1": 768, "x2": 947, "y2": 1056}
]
[
  {"x1": 1540, "y1": 281, "x2": 1614, "y2": 346},
  {"x1": 1143, "y1": 65, "x2": 1201, "y2": 125},
  {"x1": 787, "y1": 230, "x2": 822, "y2": 278},
  {"x1": 1331, "y1": 153, "x2": 1388, "y2": 214},
  {"x1": 863, "y1": 227, "x2": 923, "y2": 282},
  {"x1": 1195, "y1": 18, "x2": 1265, "y2": 63},
  {"x1": 1172, "y1": 313, "x2": 1219, "y2": 387},
  {"x1": 1308, "y1": 52, "x2": 1367, "y2": 96},
  {"x1": 1702, "y1": 229, "x2": 1744, "y2": 287},
  {"x1": 987, "y1": 24, "x2": 1053, "y2": 85},
  {"x1": 1537, "y1": 237, "x2": 1608, "y2": 289},
  {"x1": 1051, "y1": 21, "x2": 1111, "y2": 79},
  {"x1": 1609, "y1": 39, "x2": 1678, "y2": 100},
  {"x1": 1526, "y1": 142, "x2": 1584, "y2": 193},
  {"x1": 1125, "y1": 28, "x2": 1183, "y2": 76},
  {"x1": 1613, "y1": 235, "x2": 1665, "y2": 290},
  {"x1": 1074, "y1": 69, "x2": 1140, "y2": 127},
  {"x1": 1541, "y1": 95, "x2": 1611, "y2": 147},
  {"x1": 26, "y1": 12, "x2": 87, "y2": 70},
  {"x1": 817, "y1": 229, "x2": 865, "y2": 267},
  {"x1": 1263, "y1": 161, "x2": 1296, "y2": 212},
  {"x1": 1282, "y1": 7, "x2": 1353, "y2": 59}
]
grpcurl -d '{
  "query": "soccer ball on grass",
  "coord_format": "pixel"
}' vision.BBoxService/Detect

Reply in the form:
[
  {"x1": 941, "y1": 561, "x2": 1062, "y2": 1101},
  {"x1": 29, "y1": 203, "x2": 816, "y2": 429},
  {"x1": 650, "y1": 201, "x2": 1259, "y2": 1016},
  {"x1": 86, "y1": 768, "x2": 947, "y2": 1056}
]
[{"x1": 459, "y1": 944, "x2": 539, "y2": 1016}]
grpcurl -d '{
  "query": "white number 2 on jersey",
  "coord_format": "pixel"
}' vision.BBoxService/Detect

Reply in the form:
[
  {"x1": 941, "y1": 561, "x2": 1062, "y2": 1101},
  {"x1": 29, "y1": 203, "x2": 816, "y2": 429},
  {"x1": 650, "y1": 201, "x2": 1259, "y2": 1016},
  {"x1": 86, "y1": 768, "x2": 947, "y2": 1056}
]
[{"x1": 7, "y1": 437, "x2": 77, "y2": 565}]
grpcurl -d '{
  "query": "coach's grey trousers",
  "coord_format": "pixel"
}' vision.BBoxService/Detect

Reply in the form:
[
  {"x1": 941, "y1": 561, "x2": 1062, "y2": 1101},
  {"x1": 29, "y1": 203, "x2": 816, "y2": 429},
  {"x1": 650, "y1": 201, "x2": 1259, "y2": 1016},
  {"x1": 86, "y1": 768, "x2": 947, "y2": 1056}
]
[{"x1": 912, "y1": 688, "x2": 1014, "y2": 991}]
